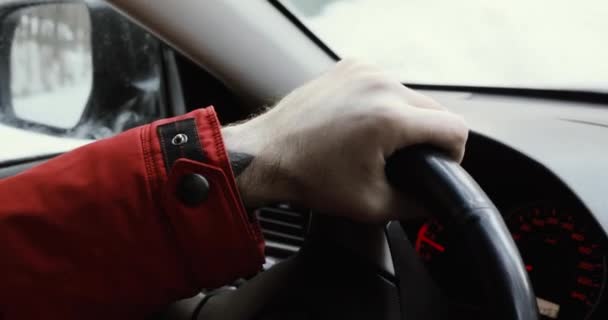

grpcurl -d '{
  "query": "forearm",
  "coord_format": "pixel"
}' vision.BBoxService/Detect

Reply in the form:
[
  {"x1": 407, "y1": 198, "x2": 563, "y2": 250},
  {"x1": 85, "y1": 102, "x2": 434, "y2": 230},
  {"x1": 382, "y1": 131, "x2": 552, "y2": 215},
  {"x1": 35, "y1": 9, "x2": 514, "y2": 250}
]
[{"x1": 0, "y1": 107, "x2": 264, "y2": 319}]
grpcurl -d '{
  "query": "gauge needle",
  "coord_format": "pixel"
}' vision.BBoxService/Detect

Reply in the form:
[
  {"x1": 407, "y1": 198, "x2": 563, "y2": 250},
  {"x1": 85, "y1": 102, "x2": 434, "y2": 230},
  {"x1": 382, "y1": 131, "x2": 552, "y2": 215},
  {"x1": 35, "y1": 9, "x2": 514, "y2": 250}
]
[{"x1": 420, "y1": 236, "x2": 446, "y2": 252}]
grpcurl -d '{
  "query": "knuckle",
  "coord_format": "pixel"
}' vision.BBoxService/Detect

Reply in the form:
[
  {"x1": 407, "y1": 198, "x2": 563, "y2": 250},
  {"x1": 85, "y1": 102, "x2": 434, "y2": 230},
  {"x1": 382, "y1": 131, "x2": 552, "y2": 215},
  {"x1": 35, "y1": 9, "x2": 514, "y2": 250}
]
[
  {"x1": 356, "y1": 118, "x2": 386, "y2": 143},
  {"x1": 337, "y1": 60, "x2": 397, "y2": 93},
  {"x1": 360, "y1": 194, "x2": 387, "y2": 221},
  {"x1": 352, "y1": 72, "x2": 400, "y2": 97},
  {"x1": 362, "y1": 73, "x2": 394, "y2": 91},
  {"x1": 422, "y1": 96, "x2": 446, "y2": 110},
  {"x1": 405, "y1": 87, "x2": 447, "y2": 110},
  {"x1": 446, "y1": 114, "x2": 469, "y2": 146},
  {"x1": 365, "y1": 105, "x2": 403, "y2": 131},
  {"x1": 337, "y1": 58, "x2": 359, "y2": 68},
  {"x1": 358, "y1": 183, "x2": 396, "y2": 222},
  {"x1": 337, "y1": 58, "x2": 369, "y2": 73}
]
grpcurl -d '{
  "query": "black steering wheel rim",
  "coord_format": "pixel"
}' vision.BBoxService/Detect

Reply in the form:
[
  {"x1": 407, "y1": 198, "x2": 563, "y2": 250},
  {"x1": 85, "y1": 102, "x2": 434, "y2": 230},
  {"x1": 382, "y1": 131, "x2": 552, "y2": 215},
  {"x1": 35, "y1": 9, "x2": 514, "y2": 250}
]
[{"x1": 383, "y1": 146, "x2": 539, "y2": 320}]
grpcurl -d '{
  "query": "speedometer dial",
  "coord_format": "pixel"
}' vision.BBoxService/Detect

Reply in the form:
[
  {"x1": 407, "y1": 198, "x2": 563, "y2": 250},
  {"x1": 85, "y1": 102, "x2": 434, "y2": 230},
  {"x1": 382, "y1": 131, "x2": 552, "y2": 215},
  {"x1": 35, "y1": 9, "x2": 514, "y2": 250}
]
[
  {"x1": 413, "y1": 203, "x2": 607, "y2": 320},
  {"x1": 507, "y1": 204, "x2": 606, "y2": 319}
]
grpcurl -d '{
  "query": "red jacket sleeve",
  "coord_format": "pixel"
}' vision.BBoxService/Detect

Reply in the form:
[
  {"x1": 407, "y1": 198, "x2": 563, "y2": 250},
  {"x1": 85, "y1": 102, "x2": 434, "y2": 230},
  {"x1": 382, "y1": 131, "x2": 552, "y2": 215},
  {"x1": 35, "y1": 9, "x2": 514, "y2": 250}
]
[{"x1": 0, "y1": 107, "x2": 265, "y2": 319}]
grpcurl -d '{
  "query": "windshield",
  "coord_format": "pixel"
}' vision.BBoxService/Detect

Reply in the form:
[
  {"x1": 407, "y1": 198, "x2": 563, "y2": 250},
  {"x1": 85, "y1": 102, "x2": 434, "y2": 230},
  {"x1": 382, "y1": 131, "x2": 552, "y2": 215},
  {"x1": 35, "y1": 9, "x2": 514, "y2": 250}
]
[{"x1": 281, "y1": 0, "x2": 608, "y2": 92}]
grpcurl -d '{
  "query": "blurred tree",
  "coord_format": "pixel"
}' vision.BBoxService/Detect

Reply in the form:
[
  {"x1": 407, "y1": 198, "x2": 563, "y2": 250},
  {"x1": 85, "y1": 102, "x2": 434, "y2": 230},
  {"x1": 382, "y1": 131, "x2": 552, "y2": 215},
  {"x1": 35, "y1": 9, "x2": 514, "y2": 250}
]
[{"x1": 11, "y1": 4, "x2": 91, "y2": 97}]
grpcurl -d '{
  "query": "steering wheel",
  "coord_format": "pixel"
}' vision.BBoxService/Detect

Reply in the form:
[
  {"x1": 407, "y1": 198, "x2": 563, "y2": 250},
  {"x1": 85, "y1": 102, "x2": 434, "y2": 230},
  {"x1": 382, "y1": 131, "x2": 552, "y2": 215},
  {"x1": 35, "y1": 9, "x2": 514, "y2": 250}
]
[{"x1": 161, "y1": 147, "x2": 539, "y2": 320}]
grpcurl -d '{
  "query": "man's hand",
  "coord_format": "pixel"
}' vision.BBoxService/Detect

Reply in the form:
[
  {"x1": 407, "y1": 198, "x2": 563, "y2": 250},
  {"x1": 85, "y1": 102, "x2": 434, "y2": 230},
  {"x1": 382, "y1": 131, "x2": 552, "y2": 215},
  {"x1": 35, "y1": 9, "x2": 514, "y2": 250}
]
[{"x1": 221, "y1": 60, "x2": 468, "y2": 222}]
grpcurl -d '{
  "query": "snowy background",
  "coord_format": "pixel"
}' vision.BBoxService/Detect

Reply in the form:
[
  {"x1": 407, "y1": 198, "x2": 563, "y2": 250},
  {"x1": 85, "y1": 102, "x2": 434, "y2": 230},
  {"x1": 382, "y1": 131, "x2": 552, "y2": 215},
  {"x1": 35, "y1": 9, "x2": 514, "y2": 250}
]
[
  {"x1": 286, "y1": 0, "x2": 608, "y2": 91},
  {"x1": 1, "y1": 4, "x2": 92, "y2": 163},
  {"x1": 3, "y1": 0, "x2": 608, "y2": 163},
  {"x1": 10, "y1": 4, "x2": 92, "y2": 129}
]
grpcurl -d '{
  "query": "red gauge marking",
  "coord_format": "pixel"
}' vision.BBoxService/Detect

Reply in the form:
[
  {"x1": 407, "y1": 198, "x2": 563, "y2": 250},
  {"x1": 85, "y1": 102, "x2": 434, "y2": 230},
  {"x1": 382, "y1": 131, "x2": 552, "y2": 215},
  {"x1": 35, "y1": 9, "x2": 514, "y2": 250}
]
[
  {"x1": 578, "y1": 246, "x2": 592, "y2": 255},
  {"x1": 532, "y1": 218, "x2": 545, "y2": 227},
  {"x1": 577, "y1": 276, "x2": 599, "y2": 288},
  {"x1": 561, "y1": 222, "x2": 574, "y2": 230},
  {"x1": 570, "y1": 291, "x2": 587, "y2": 302},
  {"x1": 544, "y1": 237, "x2": 558, "y2": 245},
  {"x1": 572, "y1": 233, "x2": 585, "y2": 242},
  {"x1": 415, "y1": 223, "x2": 428, "y2": 252},
  {"x1": 578, "y1": 262, "x2": 595, "y2": 271},
  {"x1": 416, "y1": 223, "x2": 446, "y2": 253},
  {"x1": 507, "y1": 205, "x2": 605, "y2": 316},
  {"x1": 421, "y1": 237, "x2": 446, "y2": 252}
]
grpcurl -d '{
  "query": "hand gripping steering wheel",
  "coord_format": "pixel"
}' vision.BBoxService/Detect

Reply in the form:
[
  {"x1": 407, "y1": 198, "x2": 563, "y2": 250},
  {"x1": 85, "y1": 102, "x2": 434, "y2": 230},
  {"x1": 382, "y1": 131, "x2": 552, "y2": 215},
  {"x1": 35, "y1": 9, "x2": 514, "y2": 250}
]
[{"x1": 164, "y1": 147, "x2": 539, "y2": 320}]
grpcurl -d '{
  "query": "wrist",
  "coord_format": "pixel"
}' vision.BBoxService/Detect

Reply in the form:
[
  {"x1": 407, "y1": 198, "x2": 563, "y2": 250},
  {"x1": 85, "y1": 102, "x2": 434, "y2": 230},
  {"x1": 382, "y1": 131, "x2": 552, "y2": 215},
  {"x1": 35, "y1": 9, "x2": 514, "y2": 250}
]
[{"x1": 221, "y1": 122, "x2": 298, "y2": 208}]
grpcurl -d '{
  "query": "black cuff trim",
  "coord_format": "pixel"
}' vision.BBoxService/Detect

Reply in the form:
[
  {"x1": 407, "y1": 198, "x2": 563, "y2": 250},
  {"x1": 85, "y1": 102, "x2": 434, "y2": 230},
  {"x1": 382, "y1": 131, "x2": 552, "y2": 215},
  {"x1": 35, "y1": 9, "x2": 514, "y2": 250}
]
[{"x1": 157, "y1": 118, "x2": 206, "y2": 173}]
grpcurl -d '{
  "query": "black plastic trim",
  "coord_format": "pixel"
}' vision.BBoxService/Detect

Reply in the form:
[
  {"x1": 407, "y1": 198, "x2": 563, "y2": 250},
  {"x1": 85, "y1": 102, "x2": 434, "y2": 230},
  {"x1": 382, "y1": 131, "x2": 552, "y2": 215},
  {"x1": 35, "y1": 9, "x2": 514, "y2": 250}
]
[
  {"x1": 161, "y1": 47, "x2": 187, "y2": 117},
  {"x1": 268, "y1": 0, "x2": 339, "y2": 61},
  {"x1": 385, "y1": 221, "x2": 446, "y2": 320},
  {"x1": 0, "y1": 152, "x2": 59, "y2": 167},
  {"x1": 407, "y1": 84, "x2": 608, "y2": 106}
]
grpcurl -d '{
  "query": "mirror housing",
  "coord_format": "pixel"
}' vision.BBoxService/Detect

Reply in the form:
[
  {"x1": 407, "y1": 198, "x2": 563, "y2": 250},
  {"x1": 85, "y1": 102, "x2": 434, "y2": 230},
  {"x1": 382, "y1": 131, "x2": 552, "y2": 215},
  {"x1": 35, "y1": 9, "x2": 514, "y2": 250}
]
[{"x1": 0, "y1": 0, "x2": 164, "y2": 138}]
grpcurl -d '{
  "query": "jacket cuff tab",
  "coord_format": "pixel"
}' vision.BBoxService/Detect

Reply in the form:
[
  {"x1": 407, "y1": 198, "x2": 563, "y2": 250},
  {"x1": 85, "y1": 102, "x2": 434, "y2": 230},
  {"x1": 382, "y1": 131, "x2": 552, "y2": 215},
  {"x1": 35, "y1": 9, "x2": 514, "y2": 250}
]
[{"x1": 147, "y1": 106, "x2": 265, "y2": 288}]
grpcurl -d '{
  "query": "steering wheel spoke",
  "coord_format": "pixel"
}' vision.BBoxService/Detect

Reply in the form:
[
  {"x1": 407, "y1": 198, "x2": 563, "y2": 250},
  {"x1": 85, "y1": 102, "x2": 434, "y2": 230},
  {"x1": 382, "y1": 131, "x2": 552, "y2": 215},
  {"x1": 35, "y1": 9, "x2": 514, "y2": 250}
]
[{"x1": 385, "y1": 221, "x2": 448, "y2": 320}]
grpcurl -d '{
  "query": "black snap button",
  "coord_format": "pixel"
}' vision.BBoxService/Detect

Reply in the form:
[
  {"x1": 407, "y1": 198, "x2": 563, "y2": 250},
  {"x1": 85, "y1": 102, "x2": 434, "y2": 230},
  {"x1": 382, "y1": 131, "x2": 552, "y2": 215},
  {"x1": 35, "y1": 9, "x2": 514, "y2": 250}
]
[{"x1": 176, "y1": 174, "x2": 210, "y2": 206}]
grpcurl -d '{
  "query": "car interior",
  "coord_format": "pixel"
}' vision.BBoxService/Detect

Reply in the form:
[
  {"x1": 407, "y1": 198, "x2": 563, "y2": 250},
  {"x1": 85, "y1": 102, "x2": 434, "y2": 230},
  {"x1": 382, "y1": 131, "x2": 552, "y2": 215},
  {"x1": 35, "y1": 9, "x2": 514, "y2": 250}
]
[{"x1": 0, "y1": 1, "x2": 606, "y2": 320}]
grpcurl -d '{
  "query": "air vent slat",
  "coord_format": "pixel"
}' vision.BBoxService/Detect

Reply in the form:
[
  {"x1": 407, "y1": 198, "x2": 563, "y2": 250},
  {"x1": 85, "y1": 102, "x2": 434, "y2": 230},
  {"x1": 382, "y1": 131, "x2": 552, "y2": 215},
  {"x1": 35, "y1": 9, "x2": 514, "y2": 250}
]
[
  {"x1": 258, "y1": 217, "x2": 303, "y2": 230},
  {"x1": 256, "y1": 205, "x2": 310, "y2": 260},
  {"x1": 265, "y1": 240, "x2": 301, "y2": 252},
  {"x1": 262, "y1": 230, "x2": 305, "y2": 247},
  {"x1": 258, "y1": 208, "x2": 305, "y2": 225},
  {"x1": 259, "y1": 217, "x2": 303, "y2": 236}
]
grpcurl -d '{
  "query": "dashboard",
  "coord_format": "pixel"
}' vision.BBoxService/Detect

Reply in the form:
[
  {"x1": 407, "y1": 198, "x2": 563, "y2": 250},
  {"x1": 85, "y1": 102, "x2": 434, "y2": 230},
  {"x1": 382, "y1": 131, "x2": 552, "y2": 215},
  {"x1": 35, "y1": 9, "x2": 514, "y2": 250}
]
[{"x1": 403, "y1": 133, "x2": 608, "y2": 320}]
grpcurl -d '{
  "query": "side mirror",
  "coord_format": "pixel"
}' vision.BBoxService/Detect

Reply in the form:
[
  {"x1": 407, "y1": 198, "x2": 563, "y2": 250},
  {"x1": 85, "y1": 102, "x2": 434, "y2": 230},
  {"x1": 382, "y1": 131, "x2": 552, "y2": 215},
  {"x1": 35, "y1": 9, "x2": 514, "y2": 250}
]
[
  {"x1": 2, "y1": 3, "x2": 93, "y2": 130},
  {"x1": 0, "y1": 0, "x2": 164, "y2": 138}
]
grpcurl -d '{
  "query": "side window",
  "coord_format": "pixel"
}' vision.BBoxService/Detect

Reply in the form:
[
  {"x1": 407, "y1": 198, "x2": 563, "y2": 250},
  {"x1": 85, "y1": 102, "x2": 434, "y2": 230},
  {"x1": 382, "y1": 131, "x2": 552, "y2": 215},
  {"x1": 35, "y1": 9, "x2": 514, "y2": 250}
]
[{"x1": 0, "y1": 0, "x2": 165, "y2": 162}]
